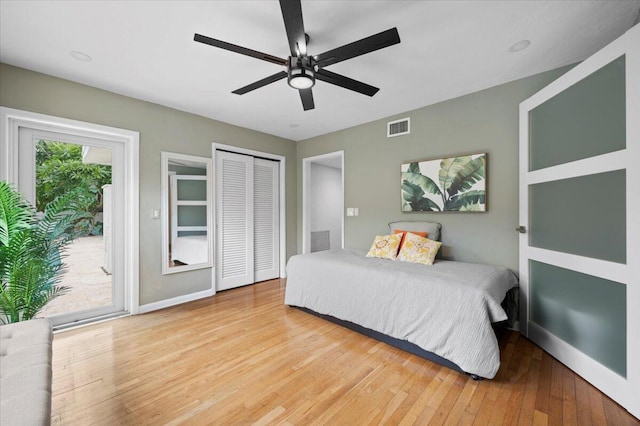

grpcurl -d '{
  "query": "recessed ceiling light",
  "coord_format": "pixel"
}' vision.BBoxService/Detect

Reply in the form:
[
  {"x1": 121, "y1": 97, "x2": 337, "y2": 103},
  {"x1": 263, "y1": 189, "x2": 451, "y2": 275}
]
[
  {"x1": 70, "y1": 51, "x2": 92, "y2": 62},
  {"x1": 289, "y1": 124, "x2": 299, "y2": 128},
  {"x1": 508, "y1": 40, "x2": 531, "y2": 53}
]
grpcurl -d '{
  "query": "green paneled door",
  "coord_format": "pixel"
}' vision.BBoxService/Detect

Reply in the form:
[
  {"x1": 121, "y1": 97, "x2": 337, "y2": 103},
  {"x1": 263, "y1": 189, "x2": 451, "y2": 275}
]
[
  {"x1": 521, "y1": 24, "x2": 639, "y2": 419},
  {"x1": 523, "y1": 55, "x2": 628, "y2": 379}
]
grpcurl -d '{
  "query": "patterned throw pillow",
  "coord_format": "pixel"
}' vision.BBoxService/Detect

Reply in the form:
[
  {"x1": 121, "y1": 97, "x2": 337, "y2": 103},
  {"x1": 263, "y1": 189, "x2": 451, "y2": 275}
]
[
  {"x1": 392, "y1": 229, "x2": 428, "y2": 252},
  {"x1": 396, "y1": 232, "x2": 442, "y2": 265},
  {"x1": 366, "y1": 234, "x2": 402, "y2": 260}
]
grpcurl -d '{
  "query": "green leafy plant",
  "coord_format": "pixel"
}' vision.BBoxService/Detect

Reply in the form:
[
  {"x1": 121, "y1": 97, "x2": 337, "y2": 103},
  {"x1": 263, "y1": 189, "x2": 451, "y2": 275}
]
[
  {"x1": 402, "y1": 154, "x2": 486, "y2": 212},
  {"x1": 0, "y1": 181, "x2": 85, "y2": 323},
  {"x1": 36, "y1": 140, "x2": 111, "y2": 235}
]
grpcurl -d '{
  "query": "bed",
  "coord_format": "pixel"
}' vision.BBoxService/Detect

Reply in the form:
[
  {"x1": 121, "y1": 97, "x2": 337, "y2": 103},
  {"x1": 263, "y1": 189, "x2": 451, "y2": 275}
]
[
  {"x1": 284, "y1": 222, "x2": 518, "y2": 379},
  {"x1": 171, "y1": 235, "x2": 208, "y2": 265}
]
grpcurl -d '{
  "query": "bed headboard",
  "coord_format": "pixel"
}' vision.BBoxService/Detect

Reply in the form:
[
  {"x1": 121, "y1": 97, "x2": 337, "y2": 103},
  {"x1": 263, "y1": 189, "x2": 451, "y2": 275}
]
[{"x1": 388, "y1": 221, "x2": 442, "y2": 241}]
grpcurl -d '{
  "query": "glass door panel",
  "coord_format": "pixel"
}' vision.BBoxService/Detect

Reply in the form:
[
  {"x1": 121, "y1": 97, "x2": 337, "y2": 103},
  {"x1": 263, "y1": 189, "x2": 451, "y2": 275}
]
[
  {"x1": 530, "y1": 260, "x2": 626, "y2": 376},
  {"x1": 176, "y1": 179, "x2": 207, "y2": 200},
  {"x1": 529, "y1": 55, "x2": 626, "y2": 171},
  {"x1": 529, "y1": 169, "x2": 626, "y2": 263},
  {"x1": 17, "y1": 128, "x2": 126, "y2": 327}
]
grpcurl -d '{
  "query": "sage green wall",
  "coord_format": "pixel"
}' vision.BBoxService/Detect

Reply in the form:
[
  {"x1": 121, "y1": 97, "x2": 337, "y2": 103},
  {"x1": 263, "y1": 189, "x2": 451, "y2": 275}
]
[
  {"x1": 297, "y1": 66, "x2": 572, "y2": 272},
  {"x1": 0, "y1": 61, "x2": 574, "y2": 304},
  {"x1": 0, "y1": 63, "x2": 297, "y2": 305}
]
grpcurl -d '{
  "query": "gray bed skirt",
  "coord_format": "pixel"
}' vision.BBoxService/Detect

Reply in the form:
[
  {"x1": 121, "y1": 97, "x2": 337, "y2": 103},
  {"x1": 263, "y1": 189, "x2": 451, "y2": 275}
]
[{"x1": 293, "y1": 305, "x2": 469, "y2": 374}]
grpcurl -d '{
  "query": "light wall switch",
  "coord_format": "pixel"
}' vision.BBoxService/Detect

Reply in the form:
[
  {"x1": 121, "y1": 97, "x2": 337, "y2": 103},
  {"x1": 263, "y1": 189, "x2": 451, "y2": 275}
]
[
  {"x1": 151, "y1": 209, "x2": 160, "y2": 219},
  {"x1": 354, "y1": 208, "x2": 359, "y2": 216},
  {"x1": 346, "y1": 208, "x2": 354, "y2": 217}
]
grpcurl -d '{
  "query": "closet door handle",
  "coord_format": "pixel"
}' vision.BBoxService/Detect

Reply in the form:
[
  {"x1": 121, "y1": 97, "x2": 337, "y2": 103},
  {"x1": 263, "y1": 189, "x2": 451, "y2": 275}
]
[{"x1": 516, "y1": 226, "x2": 527, "y2": 234}]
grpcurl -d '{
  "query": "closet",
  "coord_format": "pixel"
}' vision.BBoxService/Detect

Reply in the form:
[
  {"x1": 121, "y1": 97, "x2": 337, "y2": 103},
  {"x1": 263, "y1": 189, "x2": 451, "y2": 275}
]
[{"x1": 215, "y1": 150, "x2": 280, "y2": 291}]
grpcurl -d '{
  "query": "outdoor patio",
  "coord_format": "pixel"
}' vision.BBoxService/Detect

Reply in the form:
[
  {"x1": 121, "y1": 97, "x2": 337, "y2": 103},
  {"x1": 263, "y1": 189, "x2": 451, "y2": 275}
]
[{"x1": 38, "y1": 235, "x2": 112, "y2": 318}]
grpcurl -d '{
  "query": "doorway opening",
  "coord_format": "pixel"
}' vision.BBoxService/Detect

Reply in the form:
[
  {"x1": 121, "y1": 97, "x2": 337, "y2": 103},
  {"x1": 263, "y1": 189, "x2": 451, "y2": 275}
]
[
  {"x1": 1, "y1": 107, "x2": 139, "y2": 328},
  {"x1": 35, "y1": 139, "x2": 114, "y2": 318},
  {"x1": 302, "y1": 151, "x2": 344, "y2": 254}
]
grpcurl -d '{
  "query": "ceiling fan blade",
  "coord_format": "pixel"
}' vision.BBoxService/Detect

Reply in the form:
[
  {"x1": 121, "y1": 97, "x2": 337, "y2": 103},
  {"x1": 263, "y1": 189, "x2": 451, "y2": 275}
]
[
  {"x1": 315, "y1": 27, "x2": 400, "y2": 68},
  {"x1": 299, "y1": 88, "x2": 315, "y2": 111},
  {"x1": 194, "y1": 33, "x2": 287, "y2": 66},
  {"x1": 279, "y1": 0, "x2": 307, "y2": 56},
  {"x1": 315, "y1": 69, "x2": 379, "y2": 97},
  {"x1": 232, "y1": 71, "x2": 288, "y2": 95}
]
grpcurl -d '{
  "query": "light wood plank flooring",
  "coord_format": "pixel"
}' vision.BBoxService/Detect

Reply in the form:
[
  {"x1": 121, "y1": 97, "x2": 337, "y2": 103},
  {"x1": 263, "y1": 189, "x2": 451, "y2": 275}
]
[{"x1": 51, "y1": 279, "x2": 639, "y2": 425}]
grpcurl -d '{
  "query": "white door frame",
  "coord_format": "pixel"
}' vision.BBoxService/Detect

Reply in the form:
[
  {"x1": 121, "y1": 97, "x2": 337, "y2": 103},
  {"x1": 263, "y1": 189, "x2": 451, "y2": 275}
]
[
  {"x1": 0, "y1": 107, "x2": 140, "y2": 315},
  {"x1": 16, "y1": 127, "x2": 127, "y2": 325},
  {"x1": 302, "y1": 151, "x2": 344, "y2": 254},
  {"x1": 211, "y1": 142, "x2": 286, "y2": 293},
  {"x1": 518, "y1": 24, "x2": 639, "y2": 418}
]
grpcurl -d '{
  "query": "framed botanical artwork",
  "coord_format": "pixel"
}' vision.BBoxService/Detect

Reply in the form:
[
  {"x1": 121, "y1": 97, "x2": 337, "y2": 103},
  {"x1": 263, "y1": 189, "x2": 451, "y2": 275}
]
[{"x1": 401, "y1": 152, "x2": 486, "y2": 212}]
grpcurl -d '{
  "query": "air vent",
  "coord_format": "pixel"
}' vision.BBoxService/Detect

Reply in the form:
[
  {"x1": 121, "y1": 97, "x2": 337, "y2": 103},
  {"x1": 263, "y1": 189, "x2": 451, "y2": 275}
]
[{"x1": 387, "y1": 117, "x2": 410, "y2": 137}]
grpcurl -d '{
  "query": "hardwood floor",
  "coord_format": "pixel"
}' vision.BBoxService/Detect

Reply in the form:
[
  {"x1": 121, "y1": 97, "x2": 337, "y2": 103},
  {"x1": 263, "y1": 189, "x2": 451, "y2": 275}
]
[{"x1": 51, "y1": 279, "x2": 638, "y2": 425}]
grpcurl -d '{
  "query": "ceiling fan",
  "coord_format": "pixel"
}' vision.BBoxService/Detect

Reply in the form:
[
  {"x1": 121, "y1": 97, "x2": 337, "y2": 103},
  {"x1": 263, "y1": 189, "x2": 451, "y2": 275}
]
[{"x1": 194, "y1": 0, "x2": 401, "y2": 111}]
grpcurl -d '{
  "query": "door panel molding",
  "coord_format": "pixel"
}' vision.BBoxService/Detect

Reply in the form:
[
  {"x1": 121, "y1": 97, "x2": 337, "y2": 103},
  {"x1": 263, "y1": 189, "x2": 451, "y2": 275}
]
[
  {"x1": 527, "y1": 247, "x2": 628, "y2": 284},
  {"x1": 526, "y1": 149, "x2": 626, "y2": 185}
]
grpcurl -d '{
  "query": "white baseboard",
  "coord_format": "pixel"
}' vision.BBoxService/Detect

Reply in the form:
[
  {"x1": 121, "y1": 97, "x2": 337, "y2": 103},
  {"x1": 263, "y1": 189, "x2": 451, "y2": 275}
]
[{"x1": 138, "y1": 289, "x2": 215, "y2": 314}]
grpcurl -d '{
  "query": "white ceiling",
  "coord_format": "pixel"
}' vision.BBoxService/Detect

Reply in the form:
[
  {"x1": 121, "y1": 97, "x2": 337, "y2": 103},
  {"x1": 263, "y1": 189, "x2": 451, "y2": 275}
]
[{"x1": 1, "y1": 1, "x2": 638, "y2": 141}]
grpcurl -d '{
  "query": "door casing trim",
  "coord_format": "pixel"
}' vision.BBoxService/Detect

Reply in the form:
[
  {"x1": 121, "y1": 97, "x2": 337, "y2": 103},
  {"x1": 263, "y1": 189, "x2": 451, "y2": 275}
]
[
  {"x1": 211, "y1": 142, "x2": 286, "y2": 294},
  {"x1": 0, "y1": 107, "x2": 140, "y2": 315}
]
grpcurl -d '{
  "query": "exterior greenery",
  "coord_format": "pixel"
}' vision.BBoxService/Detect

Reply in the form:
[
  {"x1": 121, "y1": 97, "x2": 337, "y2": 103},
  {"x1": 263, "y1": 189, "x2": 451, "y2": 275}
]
[
  {"x1": 36, "y1": 140, "x2": 111, "y2": 235},
  {"x1": 0, "y1": 181, "x2": 84, "y2": 323},
  {"x1": 402, "y1": 154, "x2": 486, "y2": 212}
]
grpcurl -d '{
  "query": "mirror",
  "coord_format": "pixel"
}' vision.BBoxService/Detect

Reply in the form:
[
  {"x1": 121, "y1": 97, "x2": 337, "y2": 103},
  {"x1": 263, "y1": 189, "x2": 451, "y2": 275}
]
[{"x1": 161, "y1": 151, "x2": 213, "y2": 274}]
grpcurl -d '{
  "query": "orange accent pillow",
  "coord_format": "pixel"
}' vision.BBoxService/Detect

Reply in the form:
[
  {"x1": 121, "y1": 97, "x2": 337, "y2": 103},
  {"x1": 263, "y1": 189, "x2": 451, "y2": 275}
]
[{"x1": 393, "y1": 229, "x2": 428, "y2": 251}]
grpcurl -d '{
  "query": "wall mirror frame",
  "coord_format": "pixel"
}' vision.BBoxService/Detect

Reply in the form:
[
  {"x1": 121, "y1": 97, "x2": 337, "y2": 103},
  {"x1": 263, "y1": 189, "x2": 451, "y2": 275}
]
[{"x1": 161, "y1": 151, "x2": 213, "y2": 275}]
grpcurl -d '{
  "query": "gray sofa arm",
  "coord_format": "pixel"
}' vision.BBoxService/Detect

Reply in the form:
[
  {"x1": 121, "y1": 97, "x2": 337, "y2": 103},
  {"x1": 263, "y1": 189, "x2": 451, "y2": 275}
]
[{"x1": 0, "y1": 318, "x2": 53, "y2": 426}]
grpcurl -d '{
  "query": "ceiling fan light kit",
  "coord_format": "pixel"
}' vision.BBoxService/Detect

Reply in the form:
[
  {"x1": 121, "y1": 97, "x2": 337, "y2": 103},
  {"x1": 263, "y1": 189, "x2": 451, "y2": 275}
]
[
  {"x1": 194, "y1": 0, "x2": 400, "y2": 111},
  {"x1": 288, "y1": 56, "x2": 315, "y2": 89}
]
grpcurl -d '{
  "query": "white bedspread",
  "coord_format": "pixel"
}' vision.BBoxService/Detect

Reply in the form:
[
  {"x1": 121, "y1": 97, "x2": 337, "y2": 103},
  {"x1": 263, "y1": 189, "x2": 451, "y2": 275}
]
[
  {"x1": 172, "y1": 235, "x2": 208, "y2": 265},
  {"x1": 284, "y1": 249, "x2": 518, "y2": 378}
]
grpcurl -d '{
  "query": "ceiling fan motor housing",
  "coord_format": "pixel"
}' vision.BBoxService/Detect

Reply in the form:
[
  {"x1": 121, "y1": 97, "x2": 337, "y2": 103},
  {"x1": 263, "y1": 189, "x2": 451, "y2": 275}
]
[{"x1": 288, "y1": 56, "x2": 315, "y2": 89}]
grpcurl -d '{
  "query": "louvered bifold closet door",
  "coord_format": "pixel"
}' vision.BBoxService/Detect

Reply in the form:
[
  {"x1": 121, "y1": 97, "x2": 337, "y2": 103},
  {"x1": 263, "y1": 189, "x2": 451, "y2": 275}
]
[
  {"x1": 254, "y1": 158, "x2": 280, "y2": 282},
  {"x1": 216, "y1": 151, "x2": 254, "y2": 291}
]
